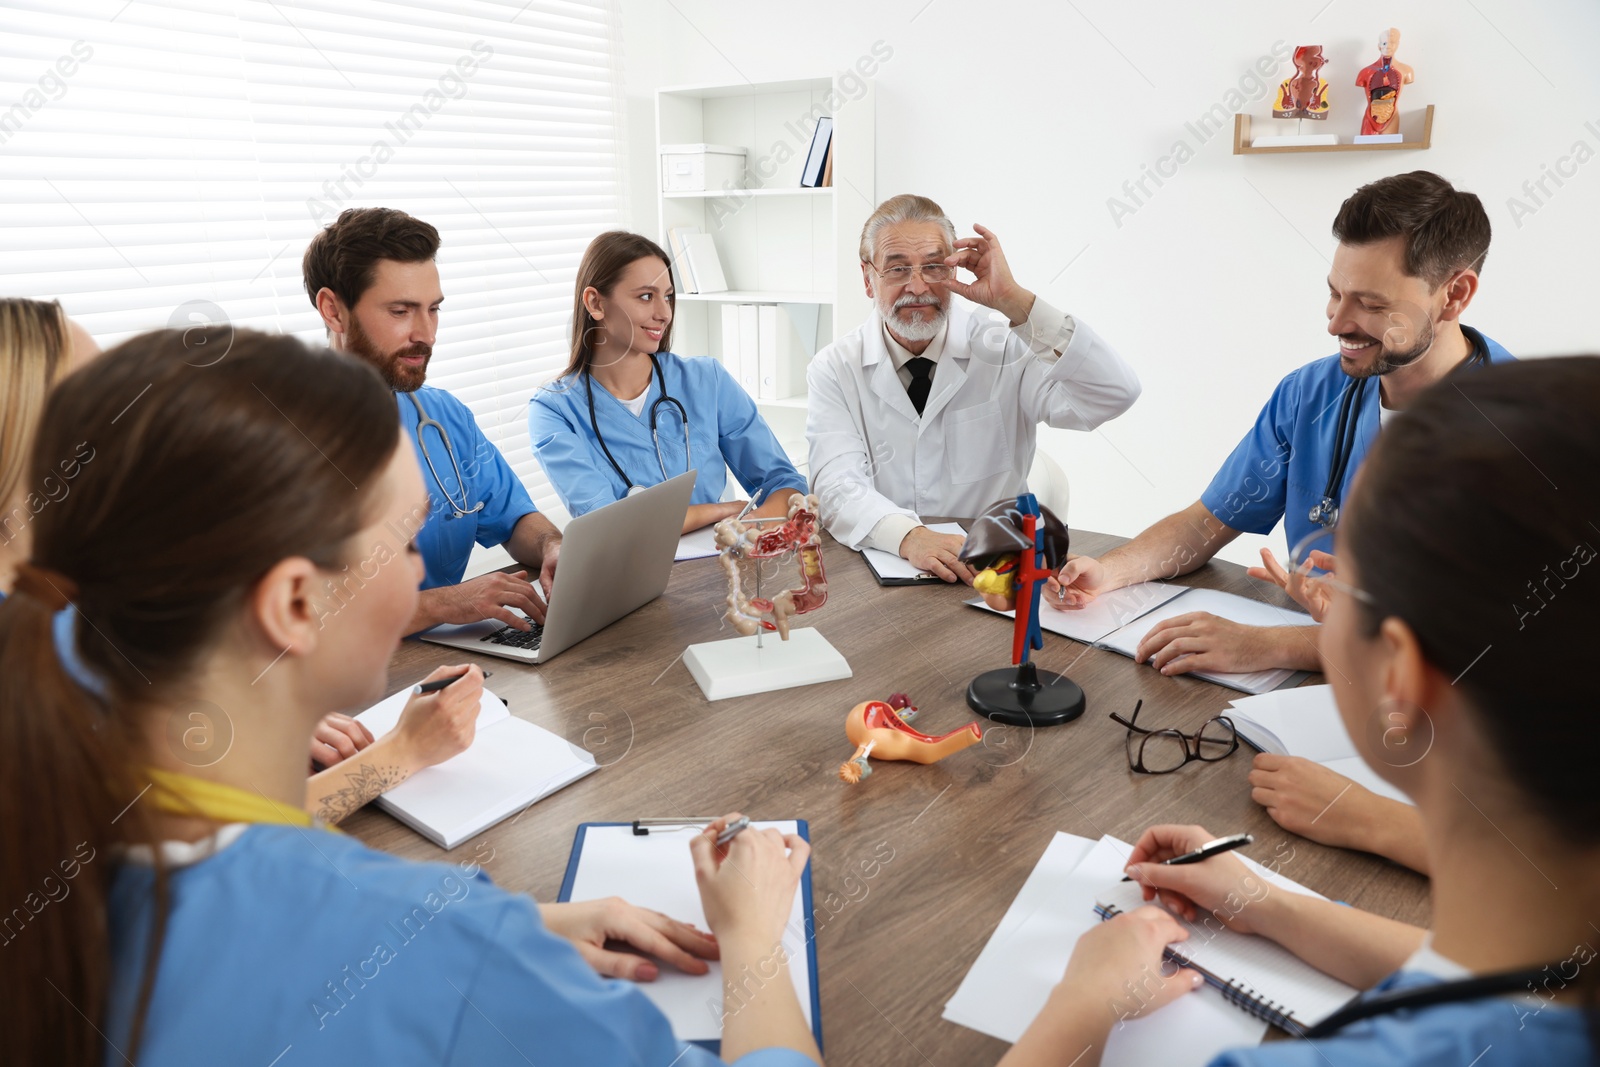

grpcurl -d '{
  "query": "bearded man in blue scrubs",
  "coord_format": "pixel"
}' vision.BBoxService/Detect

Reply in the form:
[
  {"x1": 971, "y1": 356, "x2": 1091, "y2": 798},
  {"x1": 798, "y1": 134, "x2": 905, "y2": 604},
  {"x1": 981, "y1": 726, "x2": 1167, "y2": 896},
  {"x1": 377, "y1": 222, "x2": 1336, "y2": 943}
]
[
  {"x1": 304, "y1": 208, "x2": 560, "y2": 636},
  {"x1": 1054, "y1": 171, "x2": 1514, "y2": 675}
]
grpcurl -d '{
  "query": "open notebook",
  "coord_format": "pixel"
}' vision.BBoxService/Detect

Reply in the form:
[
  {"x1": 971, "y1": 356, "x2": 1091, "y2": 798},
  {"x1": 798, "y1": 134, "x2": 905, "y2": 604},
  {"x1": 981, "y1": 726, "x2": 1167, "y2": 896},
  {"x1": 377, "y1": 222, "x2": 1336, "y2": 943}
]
[
  {"x1": 969, "y1": 584, "x2": 1315, "y2": 694},
  {"x1": 1095, "y1": 881, "x2": 1358, "y2": 1033},
  {"x1": 1225, "y1": 685, "x2": 1412, "y2": 806},
  {"x1": 675, "y1": 526, "x2": 720, "y2": 561},
  {"x1": 944, "y1": 833, "x2": 1357, "y2": 1066},
  {"x1": 860, "y1": 521, "x2": 966, "y2": 584},
  {"x1": 557, "y1": 821, "x2": 820, "y2": 1050},
  {"x1": 355, "y1": 686, "x2": 598, "y2": 849}
]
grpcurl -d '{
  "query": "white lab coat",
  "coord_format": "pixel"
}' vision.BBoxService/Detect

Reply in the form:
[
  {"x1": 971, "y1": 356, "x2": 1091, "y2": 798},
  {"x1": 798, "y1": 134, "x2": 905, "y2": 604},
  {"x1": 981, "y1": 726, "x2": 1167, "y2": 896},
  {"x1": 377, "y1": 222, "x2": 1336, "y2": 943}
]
[{"x1": 805, "y1": 300, "x2": 1140, "y2": 548}]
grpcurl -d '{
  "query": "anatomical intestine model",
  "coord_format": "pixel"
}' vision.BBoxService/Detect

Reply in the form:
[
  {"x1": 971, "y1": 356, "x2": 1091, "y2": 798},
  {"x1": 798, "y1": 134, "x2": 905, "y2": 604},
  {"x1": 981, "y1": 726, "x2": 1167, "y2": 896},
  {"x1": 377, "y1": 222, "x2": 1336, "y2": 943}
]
[
  {"x1": 1273, "y1": 45, "x2": 1330, "y2": 120},
  {"x1": 714, "y1": 492, "x2": 828, "y2": 640}
]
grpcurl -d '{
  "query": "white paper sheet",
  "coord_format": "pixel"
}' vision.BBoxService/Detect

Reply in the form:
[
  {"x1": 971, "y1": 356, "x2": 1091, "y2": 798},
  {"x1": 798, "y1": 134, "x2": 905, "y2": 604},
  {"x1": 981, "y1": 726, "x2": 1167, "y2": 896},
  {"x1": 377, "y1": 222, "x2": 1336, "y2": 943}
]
[
  {"x1": 1097, "y1": 588, "x2": 1316, "y2": 694},
  {"x1": 564, "y1": 822, "x2": 812, "y2": 1042},
  {"x1": 859, "y1": 521, "x2": 966, "y2": 581},
  {"x1": 676, "y1": 527, "x2": 721, "y2": 561},
  {"x1": 354, "y1": 686, "x2": 598, "y2": 849},
  {"x1": 967, "y1": 581, "x2": 1192, "y2": 644},
  {"x1": 943, "y1": 833, "x2": 1267, "y2": 1066}
]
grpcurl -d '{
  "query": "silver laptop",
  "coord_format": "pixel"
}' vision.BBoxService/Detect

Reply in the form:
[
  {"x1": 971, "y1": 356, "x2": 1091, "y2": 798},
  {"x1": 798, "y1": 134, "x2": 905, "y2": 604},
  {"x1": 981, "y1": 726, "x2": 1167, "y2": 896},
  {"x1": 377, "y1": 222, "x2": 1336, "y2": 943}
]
[{"x1": 419, "y1": 470, "x2": 696, "y2": 664}]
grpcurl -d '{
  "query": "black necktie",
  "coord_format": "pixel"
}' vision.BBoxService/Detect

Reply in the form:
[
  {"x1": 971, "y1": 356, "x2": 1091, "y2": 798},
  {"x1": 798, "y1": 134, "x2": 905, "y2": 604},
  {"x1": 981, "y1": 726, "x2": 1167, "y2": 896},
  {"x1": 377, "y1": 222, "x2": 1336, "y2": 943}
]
[{"x1": 906, "y1": 357, "x2": 934, "y2": 415}]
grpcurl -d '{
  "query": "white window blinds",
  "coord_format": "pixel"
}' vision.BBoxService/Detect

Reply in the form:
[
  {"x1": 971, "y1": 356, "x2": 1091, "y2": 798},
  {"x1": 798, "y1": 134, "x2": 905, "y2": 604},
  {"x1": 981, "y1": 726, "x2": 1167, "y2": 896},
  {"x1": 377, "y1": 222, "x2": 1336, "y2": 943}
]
[{"x1": 0, "y1": 0, "x2": 626, "y2": 520}]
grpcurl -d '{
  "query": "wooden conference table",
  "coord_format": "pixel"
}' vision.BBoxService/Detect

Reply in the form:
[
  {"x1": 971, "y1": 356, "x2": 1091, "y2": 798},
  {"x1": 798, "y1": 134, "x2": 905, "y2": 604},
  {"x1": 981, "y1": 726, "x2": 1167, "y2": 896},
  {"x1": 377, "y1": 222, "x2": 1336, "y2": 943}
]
[{"x1": 346, "y1": 528, "x2": 1432, "y2": 1066}]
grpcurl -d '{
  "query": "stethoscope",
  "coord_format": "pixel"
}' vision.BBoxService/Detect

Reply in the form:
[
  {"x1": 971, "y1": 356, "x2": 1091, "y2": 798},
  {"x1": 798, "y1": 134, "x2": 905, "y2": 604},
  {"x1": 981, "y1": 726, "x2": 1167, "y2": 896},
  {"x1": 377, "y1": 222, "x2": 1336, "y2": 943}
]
[
  {"x1": 584, "y1": 353, "x2": 691, "y2": 496},
  {"x1": 1298, "y1": 961, "x2": 1558, "y2": 1038},
  {"x1": 1309, "y1": 326, "x2": 1490, "y2": 530},
  {"x1": 406, "y1": 392, "x2": 484, "y2": 520}
]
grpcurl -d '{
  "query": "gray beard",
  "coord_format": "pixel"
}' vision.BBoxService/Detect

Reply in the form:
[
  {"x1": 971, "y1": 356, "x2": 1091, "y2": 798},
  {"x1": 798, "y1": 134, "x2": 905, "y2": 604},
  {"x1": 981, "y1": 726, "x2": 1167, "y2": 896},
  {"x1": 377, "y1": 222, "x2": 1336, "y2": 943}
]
[{"x1": 883, "y1": 298, "x2": 946, "y2": 343}]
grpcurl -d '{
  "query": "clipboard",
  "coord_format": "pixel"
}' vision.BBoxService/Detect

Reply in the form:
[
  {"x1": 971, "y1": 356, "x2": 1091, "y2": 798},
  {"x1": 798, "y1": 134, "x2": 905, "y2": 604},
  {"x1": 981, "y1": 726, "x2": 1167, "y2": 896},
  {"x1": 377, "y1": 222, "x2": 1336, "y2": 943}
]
[
  {"x1": 557, "y1": 820, "x2": 823, "y2": 1054},
  {"x1": 858, "y1": 521, "x2": 967, "y2": 586}
]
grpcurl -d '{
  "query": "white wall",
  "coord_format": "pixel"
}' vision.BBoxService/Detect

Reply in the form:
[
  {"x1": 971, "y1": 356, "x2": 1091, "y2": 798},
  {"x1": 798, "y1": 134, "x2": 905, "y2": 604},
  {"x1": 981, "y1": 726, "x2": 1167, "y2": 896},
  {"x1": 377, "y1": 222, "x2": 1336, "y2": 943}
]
[{"x1": 616, "y1": 0, "x2": 1600, "y2": 566}]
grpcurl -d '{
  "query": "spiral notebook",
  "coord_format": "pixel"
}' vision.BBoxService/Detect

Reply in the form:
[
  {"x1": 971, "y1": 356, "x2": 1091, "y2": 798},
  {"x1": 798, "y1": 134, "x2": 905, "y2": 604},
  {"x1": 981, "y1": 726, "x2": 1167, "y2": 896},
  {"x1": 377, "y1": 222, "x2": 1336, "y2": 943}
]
[{"x1": 1094, "y1": 882, "x2": 1357, "y2": 1033}]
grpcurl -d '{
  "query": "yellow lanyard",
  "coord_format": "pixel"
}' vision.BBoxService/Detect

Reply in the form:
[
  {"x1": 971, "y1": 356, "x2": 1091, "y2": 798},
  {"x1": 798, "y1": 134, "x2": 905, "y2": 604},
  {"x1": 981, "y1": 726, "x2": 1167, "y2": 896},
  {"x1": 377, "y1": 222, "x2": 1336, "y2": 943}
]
[{"x1": 145, "y1": 767, "x2": 335, "y2": 832}]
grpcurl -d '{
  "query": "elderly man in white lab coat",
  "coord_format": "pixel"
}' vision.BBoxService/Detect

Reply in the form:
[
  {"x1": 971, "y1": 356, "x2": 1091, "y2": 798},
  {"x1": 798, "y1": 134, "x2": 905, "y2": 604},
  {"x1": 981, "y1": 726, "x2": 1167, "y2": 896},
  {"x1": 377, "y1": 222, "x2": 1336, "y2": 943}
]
[{"x1": 806, "y1": 193, "x2": 1141, "y2": 582}]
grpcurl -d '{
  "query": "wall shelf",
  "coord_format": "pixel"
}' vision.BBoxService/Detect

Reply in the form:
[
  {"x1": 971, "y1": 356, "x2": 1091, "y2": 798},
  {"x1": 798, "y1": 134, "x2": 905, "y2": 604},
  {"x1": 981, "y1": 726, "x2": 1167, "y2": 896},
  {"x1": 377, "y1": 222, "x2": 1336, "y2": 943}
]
[
  {"x1": 758, "y1": 396, "x2": 810, "y2": 411},
  {"x1": 675, "y1": 290, "x2": 834, "y2": 304},
  {"x1": 1233, "y1": 104, "x2": 1434, "y2": 155},
  {"x1": 663, "y1": 187, "x2": 834, "y2": 200}
]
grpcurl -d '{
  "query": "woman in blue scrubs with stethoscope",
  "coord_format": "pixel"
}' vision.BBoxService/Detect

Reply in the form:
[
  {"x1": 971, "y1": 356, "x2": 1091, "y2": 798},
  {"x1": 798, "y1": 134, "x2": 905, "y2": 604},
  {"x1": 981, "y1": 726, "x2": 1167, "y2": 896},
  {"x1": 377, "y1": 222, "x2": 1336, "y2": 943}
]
[
  {"x1": 997, "y1": 357, "x2": 1599, "y2": 1067},
  {"x1": 529, "y1": 231, "x2": 809, "y2": 533}
]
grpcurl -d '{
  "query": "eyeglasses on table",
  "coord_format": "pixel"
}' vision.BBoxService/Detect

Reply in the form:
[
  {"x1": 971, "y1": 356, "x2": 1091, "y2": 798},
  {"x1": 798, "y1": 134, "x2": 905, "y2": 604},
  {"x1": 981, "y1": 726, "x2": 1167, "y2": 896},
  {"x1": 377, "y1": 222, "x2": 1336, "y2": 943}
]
[{"x1": 1109, "y1": 698, "x2": 1239, "y2": 774}]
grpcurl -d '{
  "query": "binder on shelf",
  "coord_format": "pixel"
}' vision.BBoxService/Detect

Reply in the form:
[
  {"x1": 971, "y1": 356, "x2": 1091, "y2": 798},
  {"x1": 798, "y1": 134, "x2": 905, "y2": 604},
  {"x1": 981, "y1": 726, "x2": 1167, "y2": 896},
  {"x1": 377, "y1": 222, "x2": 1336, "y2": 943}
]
[
  {"x1": 757, "y1": 304, "x2": 805, "y2": 401},
  {"x1": 720, "y1": 305, "x2": 758, "y2": 396},
  {"x1": 799, "y1": 116, "x2": 833, "y2": 188},
  {"x1": 736, "y1": 303, "x2": 760, "y2": 397},
  {"x1": 557, "y1": 820, "x2": 823, "y2": 1053}
]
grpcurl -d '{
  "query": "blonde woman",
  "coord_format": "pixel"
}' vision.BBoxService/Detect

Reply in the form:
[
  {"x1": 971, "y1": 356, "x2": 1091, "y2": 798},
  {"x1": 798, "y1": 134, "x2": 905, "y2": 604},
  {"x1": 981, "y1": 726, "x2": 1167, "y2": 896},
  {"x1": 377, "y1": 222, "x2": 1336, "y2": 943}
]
[{"x1": 0, "y1": 298, "x2": 100, "y2": 593}]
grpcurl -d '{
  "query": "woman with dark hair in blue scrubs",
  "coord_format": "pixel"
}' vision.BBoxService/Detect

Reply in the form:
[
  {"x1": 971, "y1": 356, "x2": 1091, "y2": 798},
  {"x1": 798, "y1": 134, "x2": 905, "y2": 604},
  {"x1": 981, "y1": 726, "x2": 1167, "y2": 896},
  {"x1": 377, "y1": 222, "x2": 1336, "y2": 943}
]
[
  {"x1": 529, "y1": 231, "x2": 809, "y2": 533},
  {"x1": 1000, "y1": 357, "x2": 1599, "y2": 1067}
]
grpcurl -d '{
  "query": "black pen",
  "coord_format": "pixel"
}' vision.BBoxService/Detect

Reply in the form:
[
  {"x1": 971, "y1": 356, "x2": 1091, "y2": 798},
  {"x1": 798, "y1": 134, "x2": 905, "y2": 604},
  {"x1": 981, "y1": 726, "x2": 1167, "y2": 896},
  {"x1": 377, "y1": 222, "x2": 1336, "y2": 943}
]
[
  {"x1": 414, "y1": 670, "x2": 491, "y2": 695},
  {"x1": 1121, "y1": 833, "x2": 1253, "y2": 880}
]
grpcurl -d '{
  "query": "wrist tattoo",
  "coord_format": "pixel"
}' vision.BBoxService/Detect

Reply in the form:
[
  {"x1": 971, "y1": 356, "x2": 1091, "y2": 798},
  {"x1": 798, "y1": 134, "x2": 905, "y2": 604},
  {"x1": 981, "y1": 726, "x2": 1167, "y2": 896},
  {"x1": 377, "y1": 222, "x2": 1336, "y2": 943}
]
[{"x1": 315, "y1": 763, "x2": 410, "y2": 824}]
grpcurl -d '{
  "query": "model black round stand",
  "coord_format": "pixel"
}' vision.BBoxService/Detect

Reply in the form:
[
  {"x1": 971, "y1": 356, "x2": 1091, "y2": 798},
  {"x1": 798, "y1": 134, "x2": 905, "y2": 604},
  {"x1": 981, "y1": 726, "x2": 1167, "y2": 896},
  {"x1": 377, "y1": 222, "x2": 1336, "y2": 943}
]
[{"x1": 966, "y1": 661, "x2": 1086, "y2": 727}]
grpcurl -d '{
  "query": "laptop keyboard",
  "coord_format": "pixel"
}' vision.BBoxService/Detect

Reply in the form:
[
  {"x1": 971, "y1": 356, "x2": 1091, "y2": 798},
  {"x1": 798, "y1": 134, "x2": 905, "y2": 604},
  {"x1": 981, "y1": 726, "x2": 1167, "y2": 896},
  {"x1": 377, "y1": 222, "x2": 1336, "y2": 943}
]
[{"x1": 481, "y1": 621, "x2": 545, "y2": 650}]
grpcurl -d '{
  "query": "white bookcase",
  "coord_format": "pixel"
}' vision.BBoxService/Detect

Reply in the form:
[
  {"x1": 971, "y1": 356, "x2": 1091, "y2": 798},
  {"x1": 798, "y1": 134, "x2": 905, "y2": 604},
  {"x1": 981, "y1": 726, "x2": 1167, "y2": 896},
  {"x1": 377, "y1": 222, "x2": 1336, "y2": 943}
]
[{"x1": 654, "y1": 76, "x2": 876, "y2": 473}]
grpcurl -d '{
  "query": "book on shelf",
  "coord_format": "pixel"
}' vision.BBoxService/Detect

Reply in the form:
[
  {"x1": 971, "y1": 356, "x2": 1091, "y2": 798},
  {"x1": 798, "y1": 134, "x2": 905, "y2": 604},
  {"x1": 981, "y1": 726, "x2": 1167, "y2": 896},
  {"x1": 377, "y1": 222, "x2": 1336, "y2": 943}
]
[
  {"x1": 799, "y1": 115, "x2": 832, "y2": 188},
  {"x1": 667, "y1": 226, "x2": 699, "y2": 293},
  {"x1": 682, "y1": 232, "x2": 728, "y2": 293}
]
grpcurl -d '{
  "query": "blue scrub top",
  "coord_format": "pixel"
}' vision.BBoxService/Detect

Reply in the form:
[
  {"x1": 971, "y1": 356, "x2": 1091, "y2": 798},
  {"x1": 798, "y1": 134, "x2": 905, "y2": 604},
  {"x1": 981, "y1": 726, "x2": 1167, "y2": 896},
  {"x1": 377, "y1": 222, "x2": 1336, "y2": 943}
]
[
  {"x1": 400, "y1": 386, "x2": 538, "y2": 590},
  {"x1": 0, "y1": 592, "x2": 102, "y2": 695},
  {"x1": 1206, "y1": 968, "x2": 1590, "y2": 1066},
  {"x1": 528, "y1": 353, "x2": 808, "y2": 518},
  {"x1": 105, "y1": 825, "x2": 810, "y2": 1067},
  {"x1": 1200, "y1": 328, "x2": 1513, "y2": 552}
]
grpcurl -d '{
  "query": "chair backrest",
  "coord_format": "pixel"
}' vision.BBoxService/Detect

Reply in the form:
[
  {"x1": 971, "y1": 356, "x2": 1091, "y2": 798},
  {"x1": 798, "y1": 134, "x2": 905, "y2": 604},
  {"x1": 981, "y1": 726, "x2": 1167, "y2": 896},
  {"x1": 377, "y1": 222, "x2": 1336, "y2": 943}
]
[{"x1": 1027, "y1": 449, "x2": 1071, "y2": 520}]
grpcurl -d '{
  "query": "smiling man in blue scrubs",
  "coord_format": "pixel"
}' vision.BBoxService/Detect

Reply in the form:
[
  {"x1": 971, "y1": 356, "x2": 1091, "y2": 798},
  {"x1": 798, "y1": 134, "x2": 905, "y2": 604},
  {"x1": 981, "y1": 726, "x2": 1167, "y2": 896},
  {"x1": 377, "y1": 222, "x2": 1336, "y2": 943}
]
[
  {"x1": 1053, "y1": 171, "x2": 1513, "y2": 675},
  {"x1": 304, "y1": 208, "x2": 560, "y2": 636}
]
